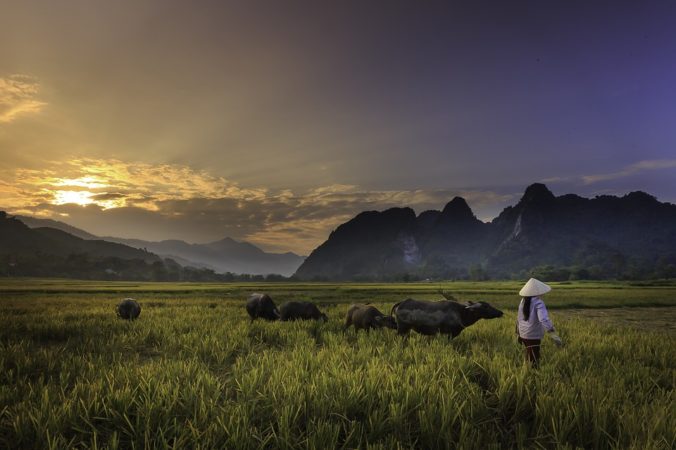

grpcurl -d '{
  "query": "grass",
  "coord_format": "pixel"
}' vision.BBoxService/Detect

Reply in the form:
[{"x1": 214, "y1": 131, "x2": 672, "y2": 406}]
[{"x1": 0, "y1": 279, "x2": 674, "y2": 449}]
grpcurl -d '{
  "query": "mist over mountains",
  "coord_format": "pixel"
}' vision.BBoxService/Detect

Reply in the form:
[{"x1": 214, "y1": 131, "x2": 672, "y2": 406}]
[
  {"x1": 9, "y1": 214, "x2": 304, "y2": 277},
  {"x1": 295, "y1": 184, "x2": 676, "y2": 281},
  {"x1": 99, "y1": 236, "x2": 304, "y2": 277}
]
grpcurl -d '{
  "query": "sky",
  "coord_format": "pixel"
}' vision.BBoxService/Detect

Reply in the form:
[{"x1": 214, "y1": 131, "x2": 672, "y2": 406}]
[{"x1": 1, "y1": 0, "x2": 676, "y2": 254}]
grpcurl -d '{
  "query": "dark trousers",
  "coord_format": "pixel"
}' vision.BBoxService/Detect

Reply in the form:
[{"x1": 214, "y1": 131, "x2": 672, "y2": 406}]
[{"x1": 519, "y1": 337, "x2": 541, "y2": 367}]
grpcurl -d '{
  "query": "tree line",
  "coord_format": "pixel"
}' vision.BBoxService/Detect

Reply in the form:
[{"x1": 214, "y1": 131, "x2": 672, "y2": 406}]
[{"x1": 1, "y1": 251, "x2": 674, "y2": 282}]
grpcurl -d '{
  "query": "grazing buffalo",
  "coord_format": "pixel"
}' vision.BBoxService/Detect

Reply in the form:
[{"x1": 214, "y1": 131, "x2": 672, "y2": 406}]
[
  {"x1": 117, "y1": 298, "x2": 141, "y2": 320},
  {"x1": 344, "y1": 304, "x2": 397, "y2": 332},
  {"x1": 246, "y1": 293, "x2": 280, "y2": 322},
  {"x1": 391, "y1": 298, "x2": 503, "y2": 339},
  {"x1": 279, "y1": 301, "x2": 328, "y2": 322}
]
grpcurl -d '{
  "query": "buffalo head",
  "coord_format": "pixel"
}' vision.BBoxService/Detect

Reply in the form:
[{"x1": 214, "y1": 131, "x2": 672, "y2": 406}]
[
  {"x1": 374, "y1": 315, "x2": 397, "y2": 329},
  {"x1": 465, "y1": 301, "x2": 503, "y2": 319}
]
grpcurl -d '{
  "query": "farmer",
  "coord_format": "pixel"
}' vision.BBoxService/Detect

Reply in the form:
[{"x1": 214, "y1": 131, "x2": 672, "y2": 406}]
[{"x1": 516, "y1": 278, "x2": 563, "y2": 367}]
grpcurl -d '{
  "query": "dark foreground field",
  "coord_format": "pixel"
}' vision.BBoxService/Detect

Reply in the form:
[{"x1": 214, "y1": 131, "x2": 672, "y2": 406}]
[{"x1": 1, "y1": 280, "x2": 674, "y2": 449}]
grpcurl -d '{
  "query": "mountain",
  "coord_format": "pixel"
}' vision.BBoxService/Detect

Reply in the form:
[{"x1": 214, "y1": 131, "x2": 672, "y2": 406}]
[
  {"x1": 14, "y1": 215, "x2": 304, "y2": 276},
  {"x1": 295, "y1": 184, "x2": 676, "y2": 280},
  {"x1": 102, "y1": 236, "x2": 305, "y2": 276},
  {"x1": 0, "y1": 211, "x2": 164, "y2": 279},
  {"x1": 15, "y1": 215, "x2": 98, "y2": 240},
  {"x1": 486, "y1": 185, "x2": 676, "y2": 278},
  {"x1": 0, "y1": 212, "x2": 158, "y2": 261},
  {"x1": 293, "y1": 207, "x2": 418, "y2": 280}
]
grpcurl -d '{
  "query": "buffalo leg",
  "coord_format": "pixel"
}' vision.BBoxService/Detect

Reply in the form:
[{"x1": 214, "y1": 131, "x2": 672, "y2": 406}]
[{"x1": 397, "y1": 324, "x2": 412, "y2": 336}]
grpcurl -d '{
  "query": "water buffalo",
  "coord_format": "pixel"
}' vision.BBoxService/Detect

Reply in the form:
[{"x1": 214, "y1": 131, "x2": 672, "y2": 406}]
[
  {"x1": 391, "y1": 298, "x2": 503, "y2": 339},
  {"x1": 279, "y1": 301, "x2": 328, "y2": 321},
  {"x1": 246, "y1": 293, "x2": 280, "y2": 322},
  {"x1": 344, "y1": 304, "x2": 396, "y2": 332},
  {"x1": 117, "y1": 298, "x2": 141, "y2": 320}
]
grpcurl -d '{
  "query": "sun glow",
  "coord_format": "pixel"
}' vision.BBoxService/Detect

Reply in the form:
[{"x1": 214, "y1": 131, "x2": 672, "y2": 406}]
[
  {"x1": 52, "y1": 190, "x2": 95, "y2": 206},
  {"x1": 51, "y1": 189, "x2": 125, "y2": 209},
  {"x1": 48, "y1": 174, "x2": 120, "y2": 208}
]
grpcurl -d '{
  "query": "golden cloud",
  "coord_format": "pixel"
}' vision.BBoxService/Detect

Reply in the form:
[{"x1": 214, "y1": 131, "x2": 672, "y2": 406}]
[
  {"x1": 0, "y1": 75, "x2": 47, "y2": 123},
  {"x1": 1, "y1": 158, "x2": 267, "y2": 211}
]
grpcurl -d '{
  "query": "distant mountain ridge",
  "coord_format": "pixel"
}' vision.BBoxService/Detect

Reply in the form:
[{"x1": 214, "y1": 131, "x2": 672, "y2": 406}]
[
  {"x1": 102, "y1": 236, "x2": 304, "y2": 276},
  {"x1": 2, "y1": 213, "x2": 158, "y2": 262},
  {"x1": 0, "y1": 211, "x2": 164, "y2": 279},
  {"x1": 295, "y1": 184, "x2": 676, "y2": 281},
  {"x1": 16, "y1": 215, "x2": 98, "y2": 240},
  {"x1": 15, "y1": 215, "x2": 304, "y2": 276}
]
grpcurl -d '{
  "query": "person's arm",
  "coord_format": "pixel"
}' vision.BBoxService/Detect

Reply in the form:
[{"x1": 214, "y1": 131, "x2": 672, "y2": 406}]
[
  {"x1": 535, "y1": 299, "x2": 554, "y2": 332},
  {"x1": 536, "y1": 299, "x2": 563, "y2": 346},
  {"x1": 515, "y1": 300, "x2": 522, "y2": 339}
]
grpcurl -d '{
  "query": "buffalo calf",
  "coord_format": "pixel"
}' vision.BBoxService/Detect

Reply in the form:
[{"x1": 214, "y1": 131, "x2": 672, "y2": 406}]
[
  {"x1": 344, "y1": 304, "x2": 396, "y2": 331},
  {"x1": 246, "y1": 293, "x2": 280, "y2": 322},
  {"x1": 279, "y1": 301, "x2": 328, "y2": 321},
  {"x1": 117, "y1": 298, "x2": 141, "y2": 320}
]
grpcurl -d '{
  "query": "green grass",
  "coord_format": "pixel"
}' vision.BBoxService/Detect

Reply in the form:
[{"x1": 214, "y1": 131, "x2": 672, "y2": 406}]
[{"x1": 0, "y1": 279, "x2": 674, "y2": 449}]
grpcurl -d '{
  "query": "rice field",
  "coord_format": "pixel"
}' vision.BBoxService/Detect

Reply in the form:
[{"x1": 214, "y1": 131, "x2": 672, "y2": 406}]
[{"x1": 0, "y1": 279, "x2": 674, "y2": 449}]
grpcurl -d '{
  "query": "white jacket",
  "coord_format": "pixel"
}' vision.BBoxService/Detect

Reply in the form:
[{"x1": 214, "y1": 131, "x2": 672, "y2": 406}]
[{"x1": 517, "y1": 296, "x2": 554, "y2": 339}]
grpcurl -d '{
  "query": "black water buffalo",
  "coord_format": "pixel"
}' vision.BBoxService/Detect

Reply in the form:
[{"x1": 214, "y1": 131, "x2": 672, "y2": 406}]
[
  {"x1": 246, "y1": 293, "x2": 280, "y2": 322},
  {"x1": 391, "y1": 298, "x2": 503, "y2": 338},
  {"x1": 117, "y1": 298, "x2": 141, "y2": 320},
  {"x1": 279, "y1": 301, "x2": 328, "y2": 321},
  {"x1": 344, "y1": 304, "x2": 397, "y2": 331}
]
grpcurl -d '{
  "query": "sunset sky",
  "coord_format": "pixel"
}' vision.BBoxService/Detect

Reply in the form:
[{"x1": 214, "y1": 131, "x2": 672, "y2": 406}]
[{"x1": 1, "y1": 1, "x2": 676, "y2": 254}]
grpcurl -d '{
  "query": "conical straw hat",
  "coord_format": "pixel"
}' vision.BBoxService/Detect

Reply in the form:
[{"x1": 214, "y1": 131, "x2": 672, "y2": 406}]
[{"x1": 519, "y1": 278, "x2": 551, "y2": 297}]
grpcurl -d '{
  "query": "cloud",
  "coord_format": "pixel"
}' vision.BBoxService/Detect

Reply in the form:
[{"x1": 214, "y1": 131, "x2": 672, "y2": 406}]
[
  {"x1": 2, "y1": 158, "x2": 515, "y2": 254},
  {"x1": 0, "y1": 75, "x2": 47, "y2": 123},
  {"x1": 2, "y1": 158, "x2": 266, "y2": 210},
  {"x1": 91, "y1": 193, "x2": 127, "y2": 201},
  {"x1": 581, "y1": 159, "x2": 676, "y2": 184}
]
